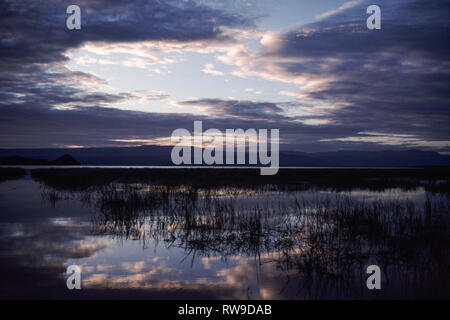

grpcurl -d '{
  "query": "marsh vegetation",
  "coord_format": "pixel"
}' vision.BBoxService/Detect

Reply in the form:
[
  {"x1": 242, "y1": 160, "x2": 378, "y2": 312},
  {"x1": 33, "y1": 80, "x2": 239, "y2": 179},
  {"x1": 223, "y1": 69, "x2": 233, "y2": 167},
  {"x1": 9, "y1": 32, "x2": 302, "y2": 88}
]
[{"x1": 29, "y1": 168, "x2": 450, "y2": 299}]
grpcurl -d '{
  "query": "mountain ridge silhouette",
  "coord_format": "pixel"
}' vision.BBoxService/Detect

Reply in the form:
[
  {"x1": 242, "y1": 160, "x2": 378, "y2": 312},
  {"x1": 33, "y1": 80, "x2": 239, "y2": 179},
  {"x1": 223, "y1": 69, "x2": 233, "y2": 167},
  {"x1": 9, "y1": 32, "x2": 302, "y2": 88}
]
[{"x1": 0, "y1": 146, "x2": 449, "y2": 167}]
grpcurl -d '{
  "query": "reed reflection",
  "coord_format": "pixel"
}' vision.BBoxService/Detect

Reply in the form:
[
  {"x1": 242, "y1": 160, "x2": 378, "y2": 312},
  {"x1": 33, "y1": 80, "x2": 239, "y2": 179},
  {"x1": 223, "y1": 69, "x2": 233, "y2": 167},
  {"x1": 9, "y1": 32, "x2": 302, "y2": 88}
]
[{"x1": 41, "y1": 180, "x2": 449, "y2": 299}]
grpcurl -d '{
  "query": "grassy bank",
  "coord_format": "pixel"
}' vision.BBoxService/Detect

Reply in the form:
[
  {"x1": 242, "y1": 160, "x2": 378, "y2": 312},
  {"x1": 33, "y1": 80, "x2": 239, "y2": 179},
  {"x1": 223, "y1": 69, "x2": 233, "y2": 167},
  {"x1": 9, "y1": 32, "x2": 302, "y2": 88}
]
[{"x1": 31, "y1": 167, "x2": 450, "y2": 193}]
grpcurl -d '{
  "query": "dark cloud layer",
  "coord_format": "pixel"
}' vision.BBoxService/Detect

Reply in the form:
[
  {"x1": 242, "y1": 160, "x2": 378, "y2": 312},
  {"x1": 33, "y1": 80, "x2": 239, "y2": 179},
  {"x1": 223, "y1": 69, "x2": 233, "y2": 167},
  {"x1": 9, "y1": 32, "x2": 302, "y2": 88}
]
[
  {"x1": 1, "y1": 0, "x2": 250, "y2": 64},
  {"x1": 177, "y1": 99, "x2": 287, "y2": 121},
  {"x1": 251, "y1": 0, "x2": 450, "y2": 150},
  {"x1": 0, "y1": 0, "x2": 255, "y2": 147}
]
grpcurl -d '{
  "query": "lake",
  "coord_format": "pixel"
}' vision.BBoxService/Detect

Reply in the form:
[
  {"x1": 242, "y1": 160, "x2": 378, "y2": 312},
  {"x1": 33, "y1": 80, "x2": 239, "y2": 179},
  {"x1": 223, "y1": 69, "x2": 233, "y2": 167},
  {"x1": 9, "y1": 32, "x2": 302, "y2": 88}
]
[{"x1": 0, "y1": 168, "x2": 448, "y2": 299}]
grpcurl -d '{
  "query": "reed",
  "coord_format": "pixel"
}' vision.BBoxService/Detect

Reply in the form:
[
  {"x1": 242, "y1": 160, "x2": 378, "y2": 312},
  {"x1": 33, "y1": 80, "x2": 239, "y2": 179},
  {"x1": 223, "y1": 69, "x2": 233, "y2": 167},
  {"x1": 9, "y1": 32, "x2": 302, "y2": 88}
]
[{"x1": 36, "y1": 169, "x2": 450, "y2": 298}]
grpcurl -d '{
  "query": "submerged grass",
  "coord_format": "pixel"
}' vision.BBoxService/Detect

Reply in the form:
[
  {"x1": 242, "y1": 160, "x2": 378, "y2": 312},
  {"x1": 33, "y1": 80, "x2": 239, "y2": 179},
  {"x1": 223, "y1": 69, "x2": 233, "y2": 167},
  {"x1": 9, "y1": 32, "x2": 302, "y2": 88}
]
[{"x1": 38, "y1": 175, "x2": 450, "y2": 298}]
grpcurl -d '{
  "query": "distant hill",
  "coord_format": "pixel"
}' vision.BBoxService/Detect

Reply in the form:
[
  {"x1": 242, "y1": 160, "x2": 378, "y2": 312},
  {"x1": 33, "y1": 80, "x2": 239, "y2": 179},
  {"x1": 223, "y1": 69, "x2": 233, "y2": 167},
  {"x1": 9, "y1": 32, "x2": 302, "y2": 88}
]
[
  {"x1": 0, "y1": 154, "x2": 80, "y2": 166},
  {"x1": 0, "y1": 146, "x2": 449, "y2": 167}
]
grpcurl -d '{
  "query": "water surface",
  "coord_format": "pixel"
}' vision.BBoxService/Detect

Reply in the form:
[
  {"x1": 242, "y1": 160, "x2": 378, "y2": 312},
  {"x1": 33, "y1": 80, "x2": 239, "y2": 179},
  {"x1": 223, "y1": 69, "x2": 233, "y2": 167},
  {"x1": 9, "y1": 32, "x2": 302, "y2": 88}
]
[{"x1": 0, "y1": 171, "x2": 448, "y2": 299}]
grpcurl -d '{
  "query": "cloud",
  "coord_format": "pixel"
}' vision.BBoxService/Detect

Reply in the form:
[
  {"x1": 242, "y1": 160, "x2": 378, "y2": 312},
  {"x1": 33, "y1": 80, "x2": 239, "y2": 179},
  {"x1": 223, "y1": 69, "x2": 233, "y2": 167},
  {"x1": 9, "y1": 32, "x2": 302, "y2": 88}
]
[
  {"x1": 1, "y1": 0, "x2": 252, "y2": 61},
  {"x1": 0, "y1": 98, "x2": 359, "y2": 150},
  {"x1": 0, "y1": 0, "x2": 257, "y2": 147},
  {"x1": 245, "y1": 88, "x2": 262, "y2": 94},
  {"x1": 202, "y1": 63, "x2": 225, "y2": 76},
  {"x1": 0, "y1": 0, "x2": 251, "y2": 94},
  {"x1": 0, "y1": 0, "x2": 449, "y2": 153},
  {"x1": 216, "y1": 0, "x2": 450, "y2": 152},
  {"x1": 176, "y1": 99, "x2": 286, "y2": 120},
  {"x1": 315, "y1": 0, "x2": 363, "y2": 20},
  {"x1": 321, "y1": 132, "x2": 450, "y2": 149}
]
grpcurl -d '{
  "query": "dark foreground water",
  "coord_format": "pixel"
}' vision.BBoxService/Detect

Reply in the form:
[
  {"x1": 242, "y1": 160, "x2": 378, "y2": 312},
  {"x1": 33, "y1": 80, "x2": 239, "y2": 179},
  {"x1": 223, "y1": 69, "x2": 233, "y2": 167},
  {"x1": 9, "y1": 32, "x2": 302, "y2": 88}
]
[{"x1": 0, "y1": 169, "x2": 449, "y2": 299}]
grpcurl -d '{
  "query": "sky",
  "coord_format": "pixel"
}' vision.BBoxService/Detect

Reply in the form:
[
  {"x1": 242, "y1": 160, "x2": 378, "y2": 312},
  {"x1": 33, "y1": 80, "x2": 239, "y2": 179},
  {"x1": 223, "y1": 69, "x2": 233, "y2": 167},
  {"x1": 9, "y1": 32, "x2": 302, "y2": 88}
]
[{"x1": 0, "y1": 0, "x2": 449, "y2": 153}]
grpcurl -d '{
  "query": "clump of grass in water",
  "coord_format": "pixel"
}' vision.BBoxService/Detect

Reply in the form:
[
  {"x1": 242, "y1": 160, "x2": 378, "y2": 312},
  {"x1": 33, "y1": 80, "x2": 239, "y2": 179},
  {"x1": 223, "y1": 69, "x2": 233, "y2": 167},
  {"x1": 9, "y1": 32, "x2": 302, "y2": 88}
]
[
  {"x1": 40, "y1": 181, "x2": 450, "y2": 298},
  {"x1": 40, "y1": 188, "x2": 73, "y2": 207}
]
